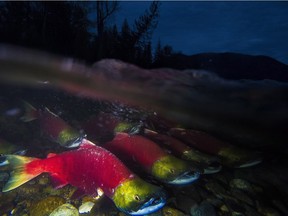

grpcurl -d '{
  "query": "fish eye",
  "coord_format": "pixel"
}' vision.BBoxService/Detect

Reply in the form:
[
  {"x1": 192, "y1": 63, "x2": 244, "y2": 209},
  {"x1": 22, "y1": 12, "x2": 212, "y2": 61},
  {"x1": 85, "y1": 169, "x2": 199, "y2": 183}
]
[
  {"x1": 134, "y1": 194, "x2": 141, "y2": 201},
  {"x1": 169, "y1": 168, "x2": 175, "y2": 174}
]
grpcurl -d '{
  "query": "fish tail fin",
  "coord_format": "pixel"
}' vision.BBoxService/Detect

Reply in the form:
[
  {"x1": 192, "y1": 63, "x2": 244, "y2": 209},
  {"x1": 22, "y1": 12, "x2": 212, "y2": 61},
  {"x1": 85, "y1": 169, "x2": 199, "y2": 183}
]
[
  {"x1": 21, "y1": 101, "x2": 38, "y2": 122},
  {"x1": 0, "y1": 155, "x2": 41, "y2": 192}
]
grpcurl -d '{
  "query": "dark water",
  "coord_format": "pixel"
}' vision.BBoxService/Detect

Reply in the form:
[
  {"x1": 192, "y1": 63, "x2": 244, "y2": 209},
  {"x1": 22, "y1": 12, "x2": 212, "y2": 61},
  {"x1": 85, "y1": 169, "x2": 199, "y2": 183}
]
[{"x1": 0, "y1": 46, "x2": 288, "y2": 215}]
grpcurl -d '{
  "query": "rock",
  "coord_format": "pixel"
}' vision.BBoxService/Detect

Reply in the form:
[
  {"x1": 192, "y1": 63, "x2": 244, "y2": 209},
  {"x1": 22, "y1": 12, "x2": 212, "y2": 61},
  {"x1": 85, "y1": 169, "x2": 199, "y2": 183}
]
[
  {"x1": 174, "y1": 185, "x2": 203, "y2": 203},
  {"x1": 162, "y1": 206, "x2": 186, "y2": 216},
  {"x1": 10, "y1": 199, "x2": 32, "y2": 215},
  {"x1": 43, "y1": 185, "x2": 76, "y2": 200},
  {"x1": 204, "y1": 181, "x2": 228, "y2": 199},
  {"x1": 242, "y1": 204, "x2": 262, "y2": 216},
  {"x1": 256, "y1": 201, "x2": 281, "y2": 216},
  {"x1": 16, "y1": 183, "x2": 42, "y2": 199},
  {"x1": 78, "y1": 201, "x2": 95, "y2": 214},
  {"x1": 219, "y1": 204, "x2": 229, "y2": 213},
  {"x1": 230, "y1": 179, "x2": 253, "y2": 191},
  {"x1": 272, "y1": 199, "x2": 288, "y2": 215},
  {"x1": 190, "y1": 201, "x2": 216, "y2": 216},
  {"x1": 89, "y1": 196, "x2": 118, "y2": 215},
  {"x1": 38, "y1": 174, "x2": 50, "y2": 185},
  {"x1": 230, "y1": 189, "x2": 254, "y2": 206},
  {"x1": 174, "y1": 194, "x2": 198, "y2": 214},
  {"x1": 29, "y1": 196, "x2": 66, "y2": 216},
  {"x1": 224, "y1": 198, "x2": 246, "y2": 215},
  {"x1": 49, "y1": 203, "x2": 78, "y2": 216},
  {"x1": 231, "y1": 212, "x2": 245, "y2": 216},
  {"x1": 0, "y1": 190, "x2": 17, "y2": 214}
]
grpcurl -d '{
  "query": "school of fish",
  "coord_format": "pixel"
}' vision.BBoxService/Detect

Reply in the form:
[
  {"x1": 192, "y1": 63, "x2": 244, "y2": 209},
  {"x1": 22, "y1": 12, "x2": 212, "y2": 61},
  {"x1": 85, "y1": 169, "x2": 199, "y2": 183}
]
[{"x1": 0, "y1": 102, "x2": 263, "y2": 215}]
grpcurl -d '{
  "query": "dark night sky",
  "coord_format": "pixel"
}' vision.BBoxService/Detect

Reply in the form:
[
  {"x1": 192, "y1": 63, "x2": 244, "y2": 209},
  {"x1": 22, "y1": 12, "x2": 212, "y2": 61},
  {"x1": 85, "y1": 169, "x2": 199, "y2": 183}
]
[{"x1": 113, "y1": 1, "x2": 288, "y2": 64}]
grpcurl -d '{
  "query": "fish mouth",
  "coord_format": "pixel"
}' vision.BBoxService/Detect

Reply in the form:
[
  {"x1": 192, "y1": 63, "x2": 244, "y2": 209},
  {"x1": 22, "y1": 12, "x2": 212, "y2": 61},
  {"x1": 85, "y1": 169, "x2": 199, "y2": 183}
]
[
  {"x1": 203, "y1": 161, "x2": 222, "y2": 174},
  {"x1": 63, "y1": 134, "x2": 87, "y2": 148},
  {"x1": 0, "y1": 155, "x2": 9, "y2": 166},
  {"x1": 218, "y1": 147, "x2": 263, "y2": 168},
  {"x1": 168, "y1": 170, "x2": 200, "y2": 185},
  {"x1": 127, "y1": 192, "x2": 166, "y2": 216},
  {"x1": 235, "y1": 158, "x2": 262, "y2": 168}
]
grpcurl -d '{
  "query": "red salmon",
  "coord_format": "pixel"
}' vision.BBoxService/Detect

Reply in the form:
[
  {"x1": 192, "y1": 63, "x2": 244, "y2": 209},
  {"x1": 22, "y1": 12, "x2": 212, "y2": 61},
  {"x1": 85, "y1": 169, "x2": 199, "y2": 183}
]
[
  {"x1": 0, "y1": 139, "x2": 166, "y2": 215},
  {"x1": 105, "y1": 133, "x2": 200, "y2": 185}
]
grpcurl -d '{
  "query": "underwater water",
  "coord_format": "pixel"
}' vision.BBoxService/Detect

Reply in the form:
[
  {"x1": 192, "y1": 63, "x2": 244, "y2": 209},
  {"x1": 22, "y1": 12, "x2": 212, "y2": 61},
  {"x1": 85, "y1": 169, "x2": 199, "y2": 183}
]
[{"x1": 0, "y1": 46, "x2": 288, "y2": 216}]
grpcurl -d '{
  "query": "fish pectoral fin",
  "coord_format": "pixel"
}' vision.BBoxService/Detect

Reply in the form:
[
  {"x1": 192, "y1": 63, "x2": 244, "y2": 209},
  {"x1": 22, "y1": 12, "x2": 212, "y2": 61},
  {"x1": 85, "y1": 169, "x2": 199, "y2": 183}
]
[{"x1": 50, "y1": 173, "x2": 68, "y2": 189}]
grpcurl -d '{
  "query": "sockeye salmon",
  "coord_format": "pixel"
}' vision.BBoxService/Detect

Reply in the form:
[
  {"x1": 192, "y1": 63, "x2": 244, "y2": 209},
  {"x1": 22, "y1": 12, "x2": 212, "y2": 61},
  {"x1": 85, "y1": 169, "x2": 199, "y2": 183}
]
[
  {"x1": 169, "y1": 128, "x2": 262, "y2": 168},
  {"x1": 104, "y1": 133, "x2": 201, "y2": 185},
  {"x1": 143, "y1": 129, "x2": 222, "y2": 174},
  {"x1": 22, "y1": 102, "x2": 85, "y2": 148},
  {"x1": 0, "y1": 139, "x2": 166, "y2": 215}
]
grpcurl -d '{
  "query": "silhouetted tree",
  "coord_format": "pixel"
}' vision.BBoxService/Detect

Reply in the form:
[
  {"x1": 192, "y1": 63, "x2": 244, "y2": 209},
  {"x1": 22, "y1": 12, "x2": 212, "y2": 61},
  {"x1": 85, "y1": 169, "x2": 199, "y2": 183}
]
[
  {"x1": 133, "y1": 1, "x2": 159, "y2": 47},
  {"x1": 0, "y1": 1, "x2": 163, "y2": 67},
  {"x1": 0, "y1": 2, "x2": 91, "y2": 60},
  {"x1": 139, "y1": 42, "x2": 152, "y2": 67},
  {"x1": 88, "y1": 1, "x2": 119, "y2": 59},
  {"x1": 107, "y1": 24, "x2": 120, "y2": 58},
  {"x1": 162, "y1": 45, "x2": 173, "y2": 56},
  {"x1": 154, "y1": 40, "x2": 163, "y2": 63},
  {"x1": 114, "y1": 1, "x2": 160, "y2": 66},
  {"x1": 153, "y1": 40, "x2": 175, "y2": 67},
  {"x1": 92, "y1": 1, "x2": 160, "y2": 67}
]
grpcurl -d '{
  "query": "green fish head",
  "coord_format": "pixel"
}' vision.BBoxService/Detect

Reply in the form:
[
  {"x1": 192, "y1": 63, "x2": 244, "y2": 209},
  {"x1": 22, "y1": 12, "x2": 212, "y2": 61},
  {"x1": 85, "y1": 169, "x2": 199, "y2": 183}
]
[
  {"x1": 57, "y1": 128, "x2": 86, "y2": 148},
  {"x1": 114, "y1": 122, "x2": 133, "y2": 133},
  {"x1": 112, "y1": 177, "x2": 166, "y2": 215},
  {"x1": 182, "y1": 150, "x2": 222, "y2": 174},
  {"x1": 151, "y1": 155, "x2": 200, "y2": 184},
  {"x1": 218, "y1": 147, "x2": 262, "y2": 168},
  {"x1": 114, "y1": 122, "x2": 143, "y2": 135}
]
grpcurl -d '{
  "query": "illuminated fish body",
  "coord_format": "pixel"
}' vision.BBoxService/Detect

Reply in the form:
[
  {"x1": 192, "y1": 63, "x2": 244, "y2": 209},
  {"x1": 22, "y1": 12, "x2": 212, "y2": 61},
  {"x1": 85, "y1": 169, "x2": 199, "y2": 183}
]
[
  {"x1": 105, "y1": 133, "x2": 201, "y2": 185},
  {"x1": 169, "y1": 128, "x2": 262, "y2": 168},
  {"x1": 0, "y1": 139, "x2": 166, "y2": 215},
  {"x1": 22, "y1": 102, "x2": 85, "y2": 148},
  {"x1": 143, "y1": 129, "x2": 222, "y2": 174},
  {"x1": 89, "y1": 113, "x2": 214, "y2": 173}
]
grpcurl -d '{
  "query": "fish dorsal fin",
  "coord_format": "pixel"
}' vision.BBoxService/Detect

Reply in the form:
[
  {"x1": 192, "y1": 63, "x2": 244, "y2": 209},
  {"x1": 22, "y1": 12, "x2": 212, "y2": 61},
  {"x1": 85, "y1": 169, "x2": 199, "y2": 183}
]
[
  {"x1": 44, "y1": 107, "x2": 59, "y2": 117},
  {"x1": 79, "y1": 139, "x2": 97, "y2": 149},
  {"x1": 50, "y1": 173, "x2": 68, "y2": 189},
  {"x1": 47, "y1": 153, "x2": 57, "y2": 158}
]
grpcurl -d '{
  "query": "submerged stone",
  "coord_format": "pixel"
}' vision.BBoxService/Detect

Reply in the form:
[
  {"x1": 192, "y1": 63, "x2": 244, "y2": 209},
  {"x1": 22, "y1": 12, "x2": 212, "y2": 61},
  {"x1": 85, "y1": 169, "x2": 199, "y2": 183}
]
[
  {"x1": 190, "y1": 201, "x2": 216, "y2": 216},
  {"x1": 49, "y1": 203, "x2": 79, "y2": 216},
  {"x1": 162, "y1": 206, "x2": 186, "y2": 216},
  {"x1": 78, "y1": 201, "x2": 94, "y2": 214},
  {"x1": 229, "y1": 178, "x2": 254, "y2": 192},
  {"x1": 29, "y1": 196, "x2": 66, "y2": 216}
]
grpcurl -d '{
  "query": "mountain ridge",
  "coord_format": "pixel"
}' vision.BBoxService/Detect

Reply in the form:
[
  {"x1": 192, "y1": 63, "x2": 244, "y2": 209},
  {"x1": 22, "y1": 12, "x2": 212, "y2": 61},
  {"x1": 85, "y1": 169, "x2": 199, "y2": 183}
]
[{"x1": 153, "y1": 52, "x2": 288, "y2": 82}]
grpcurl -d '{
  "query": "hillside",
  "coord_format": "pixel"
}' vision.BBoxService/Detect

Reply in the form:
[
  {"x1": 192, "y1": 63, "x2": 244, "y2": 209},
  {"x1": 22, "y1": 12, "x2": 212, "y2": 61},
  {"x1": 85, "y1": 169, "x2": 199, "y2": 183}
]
[{"x1": 153, "y1": 52, "x2": 288, "y2": 82}]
